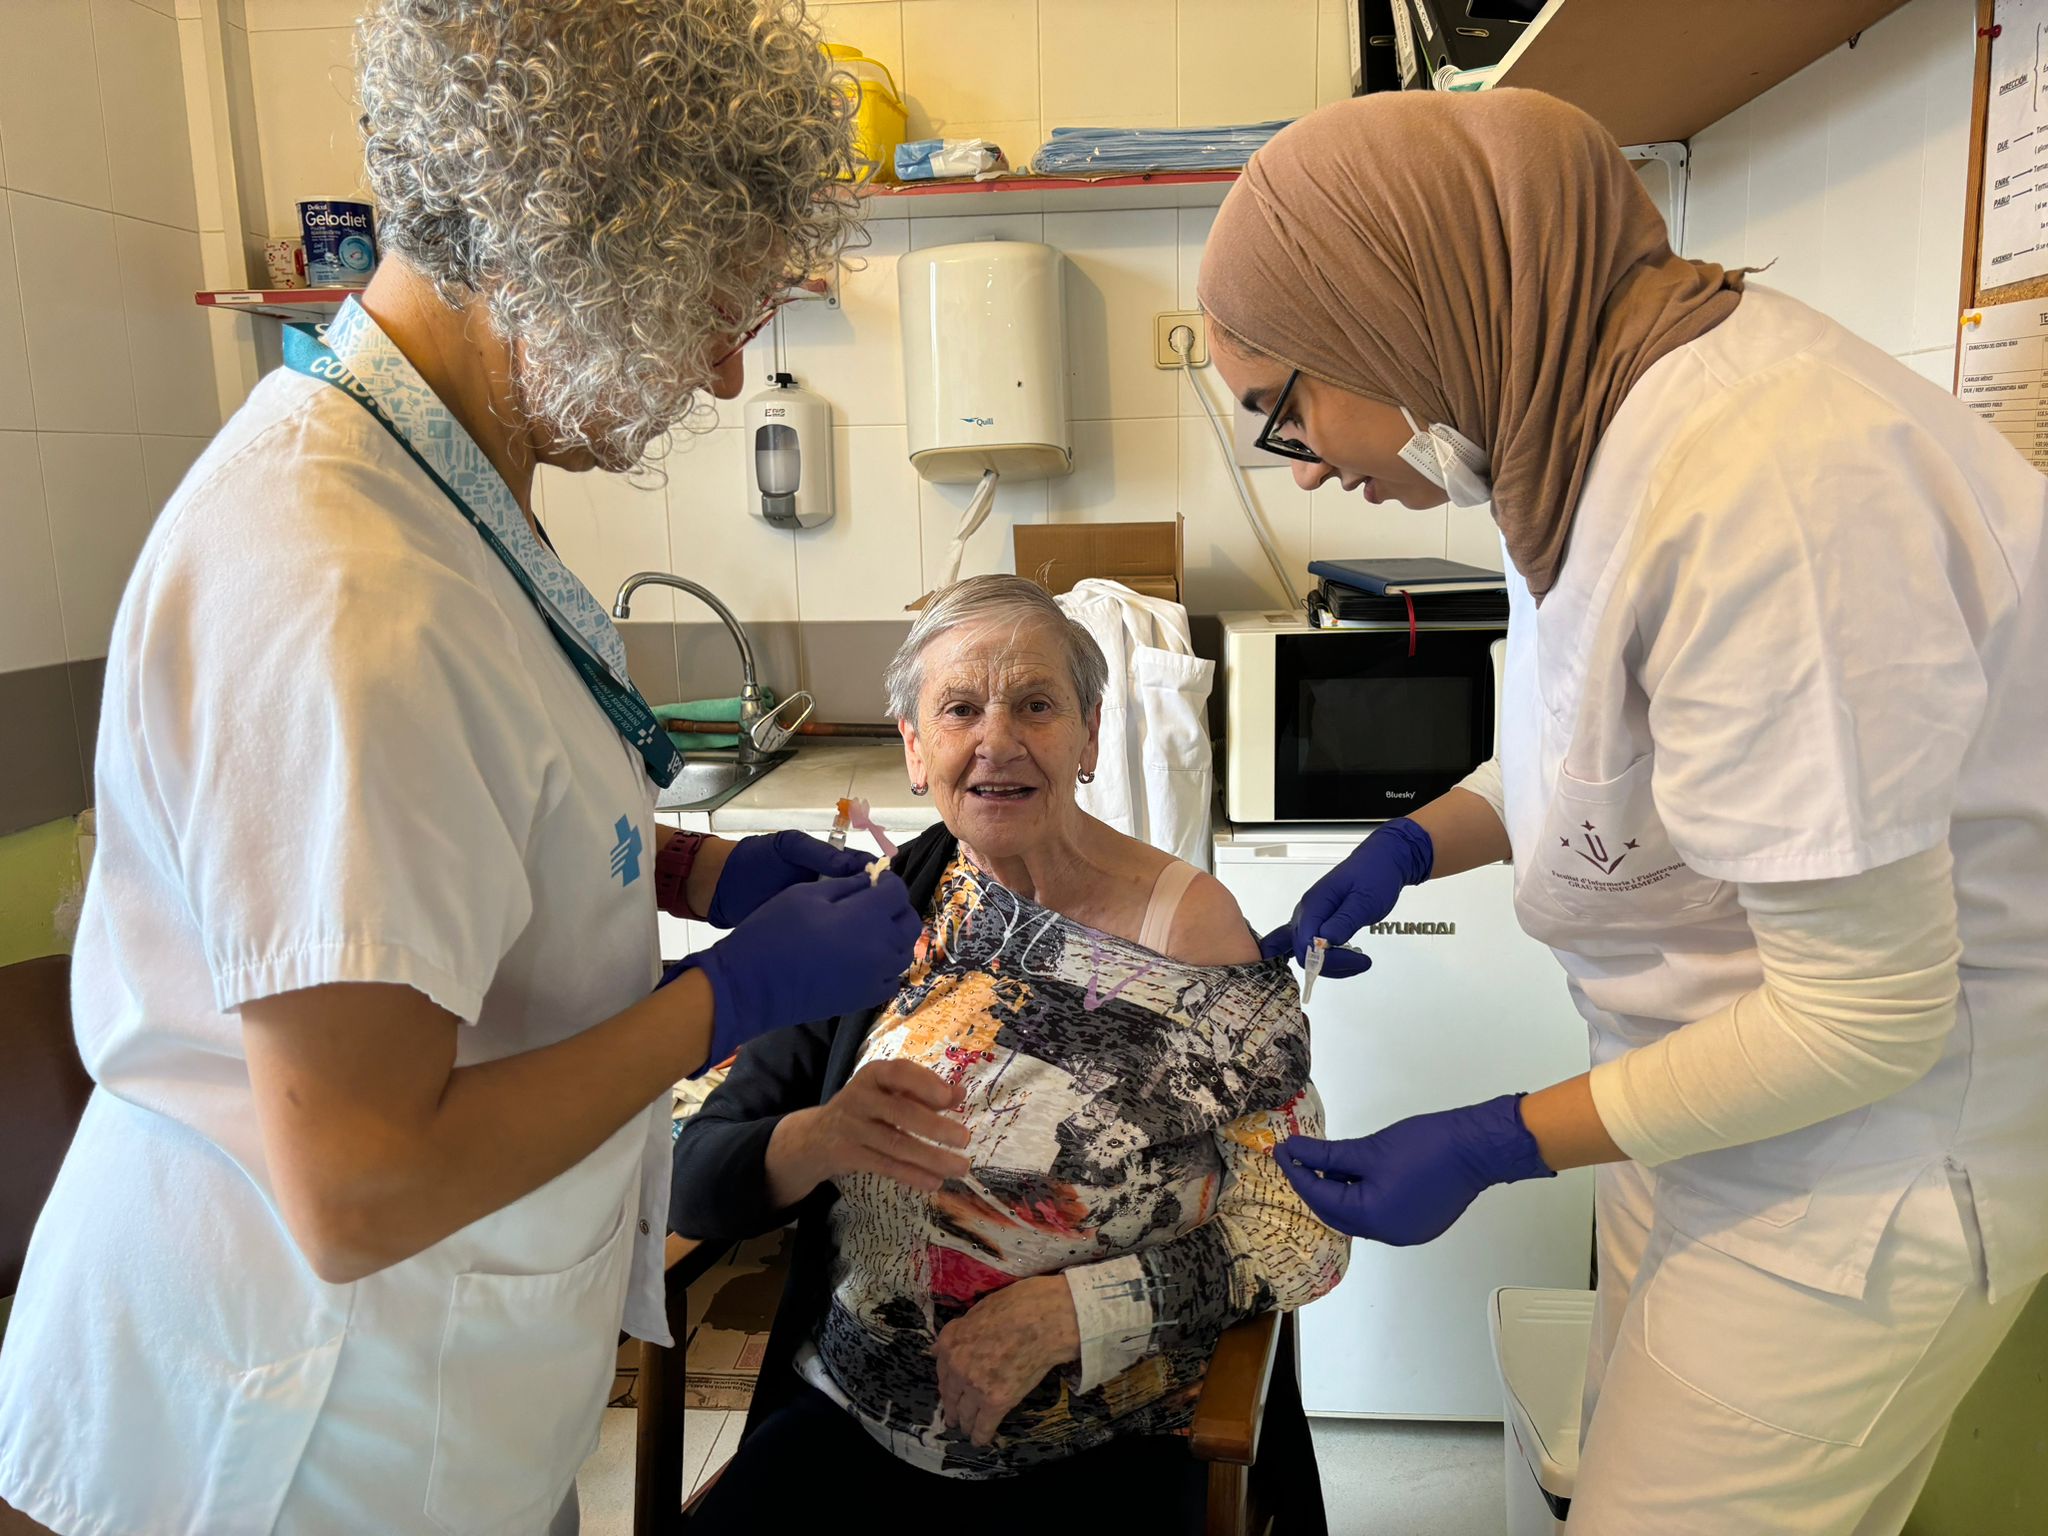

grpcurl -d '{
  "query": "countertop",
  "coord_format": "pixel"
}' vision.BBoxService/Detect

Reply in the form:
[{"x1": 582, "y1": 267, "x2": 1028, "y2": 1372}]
[{"x1": 657, "y1": 740, "x2": 943, "y2": 840}]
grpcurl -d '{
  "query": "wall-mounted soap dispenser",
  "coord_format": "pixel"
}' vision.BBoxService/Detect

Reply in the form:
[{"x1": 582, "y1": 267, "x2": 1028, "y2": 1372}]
[{"x1": 743, "y1": 372, "x2": 833, "y2": 528}]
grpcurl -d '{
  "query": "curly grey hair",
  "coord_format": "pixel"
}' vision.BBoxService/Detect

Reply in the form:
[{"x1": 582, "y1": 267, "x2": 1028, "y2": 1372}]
[
  {"x1": 884, "y1": 575, "x2": 1110, "y2": 725},
  {"x1": 356, "y1": 0, "x2": 862, "y2": 471}
]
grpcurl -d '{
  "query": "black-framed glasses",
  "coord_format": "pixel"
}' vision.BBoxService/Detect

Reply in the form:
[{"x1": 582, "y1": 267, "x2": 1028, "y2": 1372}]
[{"x1": 1253, "y1": 369, "x2": 1320, "y2": 463}]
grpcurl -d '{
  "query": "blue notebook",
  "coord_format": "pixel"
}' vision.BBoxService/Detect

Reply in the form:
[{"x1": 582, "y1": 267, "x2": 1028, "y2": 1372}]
[{"x1": 1308, "y1": 557, "x2": 1506, "y2": 596}]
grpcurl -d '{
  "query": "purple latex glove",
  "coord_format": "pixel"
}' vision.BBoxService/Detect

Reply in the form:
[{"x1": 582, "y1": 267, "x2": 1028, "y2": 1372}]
[
  {"x1": 1256, "y1": 926, "x2": 1373, "y2": 979},
  {"x1": 705, "y1": 829, "x2": 872, "y2": 928},
  {"x1": 669, "y1": 872, "x2": 921, "y2": 1073},
  {"x1": 1282, "y1": 817, "x2": 1435, "y2": 970},
  {"x1": 1276, "y1": 1093, "x2": 1553, "y2": 1244}
]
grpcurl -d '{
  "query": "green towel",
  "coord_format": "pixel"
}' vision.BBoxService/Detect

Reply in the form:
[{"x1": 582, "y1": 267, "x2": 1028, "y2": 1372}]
[{"x1": 653, "y1": 692, "x2": 773, "y2": 751}]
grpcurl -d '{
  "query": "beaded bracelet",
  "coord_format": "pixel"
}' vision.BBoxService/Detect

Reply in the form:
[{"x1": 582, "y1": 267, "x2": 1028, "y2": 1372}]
[{"x1": 653, "y1": 828, "x2": 710, "y2": 921}]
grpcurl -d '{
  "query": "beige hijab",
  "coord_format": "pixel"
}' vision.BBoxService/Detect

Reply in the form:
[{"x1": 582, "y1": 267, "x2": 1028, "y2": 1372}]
[{"x1": 1198, "y1": 90, "x2": 1744, "y2": 597}]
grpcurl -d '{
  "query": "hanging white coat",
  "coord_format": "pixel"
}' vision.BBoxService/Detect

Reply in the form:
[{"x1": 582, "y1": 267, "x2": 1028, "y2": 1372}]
[{"x1": 1056, "y1": 579, "x2": 1217, "y2": 869}]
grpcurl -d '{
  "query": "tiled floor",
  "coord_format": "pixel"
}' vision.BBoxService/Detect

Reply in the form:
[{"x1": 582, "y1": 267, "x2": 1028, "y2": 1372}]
[
  {"x1": 1312, "y1": 1418, "x2": 1506, "y2": 1536},
  {"x1": 575, "y1": 1408, "x2": 1509, "y2": 1534}
]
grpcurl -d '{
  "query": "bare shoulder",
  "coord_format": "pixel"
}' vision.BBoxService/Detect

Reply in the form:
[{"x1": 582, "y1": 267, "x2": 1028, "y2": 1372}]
[{"x1": 1164, "y1": 869, "x2": 1261, "y2": 967}]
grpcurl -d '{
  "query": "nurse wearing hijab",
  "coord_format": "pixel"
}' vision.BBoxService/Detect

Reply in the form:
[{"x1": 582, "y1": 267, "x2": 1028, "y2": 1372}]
[
  {"x1": 1202, "y1": 91, "x2": 2048, "y2": 1533},
  {"x1": 0, "y1": 5, "x2": 918, "y2": 1534}
]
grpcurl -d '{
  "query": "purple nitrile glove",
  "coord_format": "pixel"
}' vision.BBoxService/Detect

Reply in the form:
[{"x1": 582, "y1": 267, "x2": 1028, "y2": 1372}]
[
  {"x1": 705, "y1": 829, "x2": 873, "y2": 928},
  {"x1": 1256, "y1": 926, "x2": 1373, "y2": 979},
  {"x1": 1275, "y1": 1093, "x2": 1554, "y2": 1244},
  {"x1": 668, "y1": 872, "x2": 921, "y2": 1074},
  {"x1": 1285, "y1": 817, "x2": 1434, "y2": 969}
]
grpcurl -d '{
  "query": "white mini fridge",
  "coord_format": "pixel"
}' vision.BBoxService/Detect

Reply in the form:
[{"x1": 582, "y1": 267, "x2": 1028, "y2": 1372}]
[{"x1": 1214, "y1": 823, "x2": 1595, "y2": 1420}]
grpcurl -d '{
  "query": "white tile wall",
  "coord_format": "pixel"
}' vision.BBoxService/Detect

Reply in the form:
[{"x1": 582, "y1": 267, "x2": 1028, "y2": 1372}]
[
  {"x1": 667, "y1": 429, "x2": 804, "y2": 625},
  {"x1": 536, "y1": 463, "x2": 679, "y2": 623},
  {"x1": 0, "y1": 0, "x2": 114, "y2": 209},
  {"x1": 808, "y1": 425, "x2": 925, "y2": 619},
  {"x1": 0, "y1": 430, "x2": 65, "y2": 672},
  {"x1": 227, "y1": 0, "x2": 1356, "y2": 245},
  {"x1": 813, "y1": 3, "x2": 903, "y2": 86},
  {"x1": 40, "y1": 431, "x2": 152, "y2": 662},
  {"x1": 1176, "y1": 412, "x2": 1312, "y2": 612},
  {"x1": 117, "y1": 217, "x2": 217, "y2": 436},
  {"x1": 93, "y1": 0, "x2": 201, "y2": 231},
  {"x1": 777, "y1": 219, "x2": 909, "y2": 428},
  {"x1": 1310, "y1": 480, "x2": 1447, "y2": 564},
  {"x1": 1, "y1": 0, "x2": 219, "y2": 675},
  {"x1": 1684, "y1": 0, "x2": 1977, "y2": 386},
  {"x1": 9, "y1": 193, "x2": 136, "y2": 434},
  {"x1": 900, "y1": 0, "x2": 1039, "y2": 146},
  {"x1": 1045, "y1": 206, "x2": 1180, "y2": 420},
  {"x1": 172, "y1": 0, "x2": 1986, "y2": 709},
  {"x1": 0, "y1": 195, "x2": 32, "y2": 433},
  {"x1": 1047, "y1": 418, "x2": 1178, "y2": 524},
  {"x1": 1178, "y1": 0, "x2": 1318, "y2": 126},
  {"x1": 242, "y1": 0, "x2": 359, "y2": 27},
  {"x1": 1038, "y1": 0, "x2": 1176, "y2": 127},
  {"x1": 247, "y1": 24, "x2": 365, "y2": 236}
]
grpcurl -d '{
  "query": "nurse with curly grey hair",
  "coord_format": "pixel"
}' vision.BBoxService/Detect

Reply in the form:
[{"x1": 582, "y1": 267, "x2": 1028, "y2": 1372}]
[{"x1": 0, "y1": 5, "x2": 912, "y2": 1533}]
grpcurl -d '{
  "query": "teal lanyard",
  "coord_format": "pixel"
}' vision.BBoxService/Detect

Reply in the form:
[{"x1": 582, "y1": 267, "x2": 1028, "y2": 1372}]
[{"x1": 283, "y1": 323, "x2": 682, "y2": 789}]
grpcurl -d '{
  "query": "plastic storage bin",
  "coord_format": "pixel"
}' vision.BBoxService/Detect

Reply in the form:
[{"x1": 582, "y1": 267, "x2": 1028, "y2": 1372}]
[
  {"x1": 823, "y1": 43, "x2": 906, "y2": 184},
  {"x1": 1490, "y1": 1287, "x2": 1596, "y2": 1536}
]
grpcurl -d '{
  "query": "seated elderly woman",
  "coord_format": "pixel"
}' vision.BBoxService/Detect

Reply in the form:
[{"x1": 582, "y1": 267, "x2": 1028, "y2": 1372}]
[{"x1": 673, "y1": 575, "x2": 1348, "y2": 1534}]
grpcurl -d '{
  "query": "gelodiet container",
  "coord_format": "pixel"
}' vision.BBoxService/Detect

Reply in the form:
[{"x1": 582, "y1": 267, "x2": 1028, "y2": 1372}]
[{"x1": 297, "y1": 198, "x2": 379, "y2": 287}]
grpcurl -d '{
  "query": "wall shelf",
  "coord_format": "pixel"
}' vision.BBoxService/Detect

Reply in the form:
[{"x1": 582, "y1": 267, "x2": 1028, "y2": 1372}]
[
  {"x1": 195, "y1": 288, "x2": 353, "y2": 322},
  {"x1": 195, "y1": 273, "x2": 840, "y2": 321},
  {"x1": 1487, "y1": 0, "x2": 1916, "y2": 145},
  {"x1": 856, "y1": 169, "x2": 1238, "y2": 218},
  {"x1": 194, "y1": 177, "x2": 1239, "y2": 320}
]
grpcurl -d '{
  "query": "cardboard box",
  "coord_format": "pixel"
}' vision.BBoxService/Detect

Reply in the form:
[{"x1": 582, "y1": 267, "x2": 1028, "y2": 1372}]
[{"x1": 1013, "y1": 517, "x2": 1183, "y2": 603}]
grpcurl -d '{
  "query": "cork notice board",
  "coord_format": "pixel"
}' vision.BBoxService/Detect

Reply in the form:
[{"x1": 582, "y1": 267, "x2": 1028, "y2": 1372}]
[
  {"x1": 1961, "y1": 0, "x2": 2048, "y2": 309},
  {"x1": 1954, "y1": 0, "x2": 2048, "y2": 470}
]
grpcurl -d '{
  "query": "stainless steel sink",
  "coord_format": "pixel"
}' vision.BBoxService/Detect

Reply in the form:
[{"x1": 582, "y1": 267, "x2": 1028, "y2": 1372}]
[{"x1": 654, "y1": 749, "x2": 794, "y2": 813}]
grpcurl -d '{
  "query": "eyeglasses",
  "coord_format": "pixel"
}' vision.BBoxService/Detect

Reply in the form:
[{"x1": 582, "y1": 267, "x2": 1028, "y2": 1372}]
[
  {"x1": 1253, "y1": 369, "x2": 1321, "y2": 464},
  {"x1": 711, "y1": 287, "x2": 799, "y2": 367}
]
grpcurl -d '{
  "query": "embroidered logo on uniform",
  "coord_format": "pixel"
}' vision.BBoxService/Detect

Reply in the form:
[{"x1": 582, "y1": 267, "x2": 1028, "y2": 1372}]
[
  {"x1": 610, "y1": 815, "x2": 644, "y2": 886},
  {"x1": 1549, "y1": 818, "x2": 1688, "y2": 897},
  {"x1": 1560, "y1": 820, "x2": 1638, "y2": 874}
]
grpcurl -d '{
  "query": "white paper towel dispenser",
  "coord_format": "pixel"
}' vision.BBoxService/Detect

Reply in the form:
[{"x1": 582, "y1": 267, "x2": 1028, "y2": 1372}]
[{"x1": 898, "y1": 241, "x2": 1072, "y2": 484}]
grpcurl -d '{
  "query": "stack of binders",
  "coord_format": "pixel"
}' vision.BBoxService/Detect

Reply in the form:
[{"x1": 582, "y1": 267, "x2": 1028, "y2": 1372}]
[{"x1": 1305, "y1": 557, "x2": 1509, "y2": 627}]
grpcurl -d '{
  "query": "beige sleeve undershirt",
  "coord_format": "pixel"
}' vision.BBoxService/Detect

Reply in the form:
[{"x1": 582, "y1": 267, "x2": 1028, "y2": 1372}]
[
  {"x1": 1454, "y1": 756, "x2": 1505, "y2": 824},
  {"x1": 1588, "y1": 843, "x2": 1961, "y2": 1167}
]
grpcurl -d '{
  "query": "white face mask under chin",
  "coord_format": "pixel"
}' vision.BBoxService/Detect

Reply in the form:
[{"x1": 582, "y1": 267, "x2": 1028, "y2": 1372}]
[{"x1": 1396, "y1": 407, "x2": 1492, "y2": 508}]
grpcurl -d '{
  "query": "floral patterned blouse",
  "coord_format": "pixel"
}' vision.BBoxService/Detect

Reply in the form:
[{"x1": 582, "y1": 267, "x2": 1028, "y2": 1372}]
[{"x1": 796, "y1": 854, "x2": 1349, "y2": 1477}]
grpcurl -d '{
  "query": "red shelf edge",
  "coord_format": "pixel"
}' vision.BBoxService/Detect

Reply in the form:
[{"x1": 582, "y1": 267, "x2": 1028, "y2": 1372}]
[
  {"x1": 857, "y1": 169, "x2": 1240, "y2": 198},
  {"x1": 196, "y1": 288, "x2": 354, "y2": 304}
]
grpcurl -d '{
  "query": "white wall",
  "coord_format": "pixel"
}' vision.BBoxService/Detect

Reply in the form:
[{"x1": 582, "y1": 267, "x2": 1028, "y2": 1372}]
[
  {"x1": 0, "y1": 0, "x2": 219, "y2": 679},
  {"x1": 203, "y1": 0, "x2": 1988, "y2": 639},
  {"x1": 1681, "y1": 0, "x2": 1976, "y2": 391},
  {"x1": 225, "y1": 0, "x2": 1492, "y2": 628},
  {"x1": 233, "y1": 0, "x2": 1365, "y2": 239}
]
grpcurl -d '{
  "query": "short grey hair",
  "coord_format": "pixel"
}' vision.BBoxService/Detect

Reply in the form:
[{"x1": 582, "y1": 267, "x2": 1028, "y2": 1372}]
[
  {"x1": 884, "y1": 575, "x2": 1110, "y2": 724},
  {"x1": 356, "y1": 0, "x2": 863, "y2": 472}
]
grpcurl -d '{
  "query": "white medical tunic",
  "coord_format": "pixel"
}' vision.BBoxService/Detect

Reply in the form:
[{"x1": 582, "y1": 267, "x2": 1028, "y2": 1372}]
[
  {"x1": 0, "y1": 304, "x2": 673, "y2": 1536},
  {"x1": 1498, "y1": 287, "x2": 2048, "y2": 1303}
]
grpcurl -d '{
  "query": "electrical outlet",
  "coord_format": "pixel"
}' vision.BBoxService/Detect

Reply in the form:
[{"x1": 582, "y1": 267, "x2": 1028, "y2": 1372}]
[{"x1": 1154, "y1": 311, "x2": 1208, "y2": 368}]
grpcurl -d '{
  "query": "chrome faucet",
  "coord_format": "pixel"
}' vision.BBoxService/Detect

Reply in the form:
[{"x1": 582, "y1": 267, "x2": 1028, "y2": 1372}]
[{"x1": 613, "y1": 571, "x2": 811, "y2": 763}]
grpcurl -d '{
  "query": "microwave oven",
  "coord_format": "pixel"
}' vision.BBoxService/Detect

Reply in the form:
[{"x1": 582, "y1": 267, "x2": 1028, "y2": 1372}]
[{"x1": 1222, "y1": 611, "x2": 1505, "y2": 823}]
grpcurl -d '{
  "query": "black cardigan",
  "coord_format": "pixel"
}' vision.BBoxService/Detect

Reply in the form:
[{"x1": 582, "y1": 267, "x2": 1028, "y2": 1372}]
[{"x1": 669, "y1": 821, "x2": 960, "y2": 1432}]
